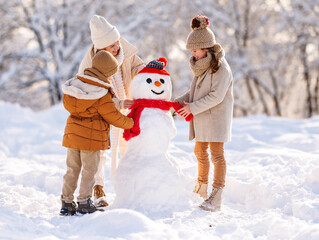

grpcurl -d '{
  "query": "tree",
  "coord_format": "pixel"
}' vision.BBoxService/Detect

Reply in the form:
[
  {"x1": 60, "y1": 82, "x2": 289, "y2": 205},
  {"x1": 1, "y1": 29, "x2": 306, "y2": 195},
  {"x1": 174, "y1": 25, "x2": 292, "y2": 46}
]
[
  {"x1": 0, "y1": 0, "x2": 109, "y2": 109},
  {"x1": 278, "y1": 0, "x2": 319, "y2": 117},
  {"x1": 1, "y1": 0, "x2": 318, "y2": 118}
]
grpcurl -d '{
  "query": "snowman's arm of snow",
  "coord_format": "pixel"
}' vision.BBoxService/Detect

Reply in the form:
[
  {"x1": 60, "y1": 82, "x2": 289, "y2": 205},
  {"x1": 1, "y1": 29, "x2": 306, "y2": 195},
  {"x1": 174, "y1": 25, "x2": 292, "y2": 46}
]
[
  {"x1": 189, "y1": 66, "x2": 232, "y2": 115},
  {"x1": 175, "y1": 90, "x2": 190, "y2": 105},
  {"x1": 98, "y1": 94, "x2": 134, "y2": 129}
]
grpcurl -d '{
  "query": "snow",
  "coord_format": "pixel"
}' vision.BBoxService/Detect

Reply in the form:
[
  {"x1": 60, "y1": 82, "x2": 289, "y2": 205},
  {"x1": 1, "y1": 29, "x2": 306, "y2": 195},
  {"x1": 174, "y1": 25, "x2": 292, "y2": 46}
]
[{"x1": 1, "y1": 100, "x2": 319, "y2": 239}]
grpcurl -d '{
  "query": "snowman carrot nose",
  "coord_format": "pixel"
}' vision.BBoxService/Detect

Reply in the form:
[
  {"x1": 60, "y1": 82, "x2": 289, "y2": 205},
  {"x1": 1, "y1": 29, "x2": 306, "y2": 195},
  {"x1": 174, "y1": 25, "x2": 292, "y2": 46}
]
[{"x1": 154, "y1": 81, "x2": 162, "y2": 87}]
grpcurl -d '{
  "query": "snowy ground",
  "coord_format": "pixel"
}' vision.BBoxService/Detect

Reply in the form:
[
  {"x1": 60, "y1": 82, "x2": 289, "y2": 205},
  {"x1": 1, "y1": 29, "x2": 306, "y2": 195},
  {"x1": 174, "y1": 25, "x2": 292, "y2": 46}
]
[{"x1": 0, "y1": 100, "x2": 319, "y2": 240}]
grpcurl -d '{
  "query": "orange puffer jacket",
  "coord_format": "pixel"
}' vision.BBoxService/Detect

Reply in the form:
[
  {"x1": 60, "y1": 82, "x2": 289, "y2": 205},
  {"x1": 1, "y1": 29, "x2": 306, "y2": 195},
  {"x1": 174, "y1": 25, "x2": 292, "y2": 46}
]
[{"x1": 62, "y1": 73, "x2": 134, "y2": 151}]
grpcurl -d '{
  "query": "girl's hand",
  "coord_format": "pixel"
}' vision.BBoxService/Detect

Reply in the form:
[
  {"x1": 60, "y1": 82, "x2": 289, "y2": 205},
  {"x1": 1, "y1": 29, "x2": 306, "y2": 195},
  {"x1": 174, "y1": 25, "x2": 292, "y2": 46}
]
[
  {"x1": 123, "y1": 99, "x2": 134, "y2": 109},
  {"x1": 177, "y1": 101, "x2": 191, "y2": 117}
]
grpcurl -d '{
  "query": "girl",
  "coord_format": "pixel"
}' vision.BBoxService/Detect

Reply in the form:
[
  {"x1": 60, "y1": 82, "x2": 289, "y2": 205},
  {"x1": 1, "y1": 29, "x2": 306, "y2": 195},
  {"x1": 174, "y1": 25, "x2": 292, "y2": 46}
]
[{"x1": 176, "y1": 15, "x2": 234, "y2": 211}]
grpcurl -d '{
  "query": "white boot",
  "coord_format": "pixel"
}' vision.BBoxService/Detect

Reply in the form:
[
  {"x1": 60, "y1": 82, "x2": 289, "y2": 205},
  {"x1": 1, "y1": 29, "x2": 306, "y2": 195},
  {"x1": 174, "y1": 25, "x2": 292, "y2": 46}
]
[
  {"x1": 199, "y1": 187, "x2": 223, "y2": 211},
  {"x1": 193, "y1": 182, "x2": 208, "y2": 199}
]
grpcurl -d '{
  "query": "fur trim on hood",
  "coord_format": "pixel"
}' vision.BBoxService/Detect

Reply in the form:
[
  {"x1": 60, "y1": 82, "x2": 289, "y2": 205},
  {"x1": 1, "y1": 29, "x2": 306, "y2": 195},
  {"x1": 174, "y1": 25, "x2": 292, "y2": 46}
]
[{"x1": 62, "y1": 74, "x2": 112, "y2": 100}]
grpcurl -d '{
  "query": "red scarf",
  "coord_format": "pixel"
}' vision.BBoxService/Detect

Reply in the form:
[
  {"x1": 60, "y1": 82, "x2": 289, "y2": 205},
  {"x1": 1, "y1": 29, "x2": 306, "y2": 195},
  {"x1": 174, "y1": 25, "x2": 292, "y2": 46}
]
[{"x1": 123, "y1": 99, "x2": 193, "y2": 141}]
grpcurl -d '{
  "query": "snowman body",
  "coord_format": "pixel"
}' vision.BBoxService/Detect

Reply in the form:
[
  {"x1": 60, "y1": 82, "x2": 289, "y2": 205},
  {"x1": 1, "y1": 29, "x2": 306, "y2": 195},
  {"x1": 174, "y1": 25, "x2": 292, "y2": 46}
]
[
  {"x1": 112, "y1": 68, "x2": 192, "y2": 216},
  {"x1": 125, "y1": 107, "x2": 176, "y2": 156}
]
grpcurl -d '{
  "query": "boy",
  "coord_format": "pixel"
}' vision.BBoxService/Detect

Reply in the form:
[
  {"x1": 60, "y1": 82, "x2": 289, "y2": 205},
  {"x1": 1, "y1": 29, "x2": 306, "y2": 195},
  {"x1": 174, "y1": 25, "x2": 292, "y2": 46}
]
[{"x1": 60, "y1": 51, "x2": 134, "y2": 215}]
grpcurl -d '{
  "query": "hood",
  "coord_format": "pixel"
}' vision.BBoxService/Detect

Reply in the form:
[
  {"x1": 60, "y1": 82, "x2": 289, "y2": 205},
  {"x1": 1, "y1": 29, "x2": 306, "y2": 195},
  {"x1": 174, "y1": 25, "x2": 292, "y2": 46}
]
[
  {"x1": 62, "y1": 74, "x2": 113, "y2": 114},
  {"x1": 62, "y1": 74, "x2": 112, "y2": 100}
]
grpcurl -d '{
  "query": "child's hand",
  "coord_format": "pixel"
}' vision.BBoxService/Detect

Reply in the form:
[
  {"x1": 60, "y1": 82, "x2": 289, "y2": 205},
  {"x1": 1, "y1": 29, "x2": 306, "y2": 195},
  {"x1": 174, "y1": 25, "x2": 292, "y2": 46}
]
[
  {"x1": 177, "y1": 101, "x2": 191, "y2": 117},
  {"x1": 124, "y1": 100, "x2": 134, "y2": 109}
]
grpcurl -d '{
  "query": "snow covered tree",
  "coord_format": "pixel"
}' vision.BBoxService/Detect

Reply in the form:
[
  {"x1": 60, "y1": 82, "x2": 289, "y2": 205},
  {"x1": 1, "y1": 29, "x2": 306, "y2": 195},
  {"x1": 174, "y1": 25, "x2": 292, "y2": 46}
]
[
  {"x1": 0, "y1": 0, "x2": 113, "y2": 109},
  {"x1": 112, "y1": 0, "x2": 200, "y2": 98},
  {"x1": 0, "y1": 0, "x2": 318, "y2": 118},
  {"x1": 277, "y1": 0, "x2": 319, "y2": 117},
  {"x1": 189, "y1": 0, "x2": 319, "y2": 117}
]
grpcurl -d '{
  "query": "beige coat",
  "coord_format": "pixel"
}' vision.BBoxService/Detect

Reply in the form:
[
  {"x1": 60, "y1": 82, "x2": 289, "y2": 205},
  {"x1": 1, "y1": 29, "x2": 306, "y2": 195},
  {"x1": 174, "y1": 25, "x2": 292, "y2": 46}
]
[
  {"x1": 78, "y1": 37, "x2": 144, "y2": 99},
  {"x1": 176, "y1": 58, "x2": 233, "y2": 142}
]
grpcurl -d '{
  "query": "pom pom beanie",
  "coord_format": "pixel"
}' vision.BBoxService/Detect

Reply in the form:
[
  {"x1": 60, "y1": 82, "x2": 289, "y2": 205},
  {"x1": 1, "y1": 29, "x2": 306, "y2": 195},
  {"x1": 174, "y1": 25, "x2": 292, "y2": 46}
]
[
  {"x1": 186, "y1": 15, "x2": 216, "y2": 50},
  {"x1": 138, "y1": 57, "x2": 170, "y2": 76}
]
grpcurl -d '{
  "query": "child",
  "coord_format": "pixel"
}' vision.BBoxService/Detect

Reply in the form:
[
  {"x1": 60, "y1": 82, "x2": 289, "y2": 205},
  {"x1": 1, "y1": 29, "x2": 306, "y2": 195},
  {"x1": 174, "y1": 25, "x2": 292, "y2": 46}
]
[
  {"x1": 176, "y1": 15, "x2": 234, "y2": 211},
  {"x1": 60, "y1": 51, "x2": 134, "y2": 215},
  {"x1": 79, "y1": 15, "x2": 144, "y2": 207}
]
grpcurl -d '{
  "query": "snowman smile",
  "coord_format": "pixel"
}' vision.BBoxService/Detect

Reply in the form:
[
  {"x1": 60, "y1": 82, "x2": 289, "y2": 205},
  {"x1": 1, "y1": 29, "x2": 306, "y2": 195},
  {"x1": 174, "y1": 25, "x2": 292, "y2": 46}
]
[{"x1": 151, "y1": 90, "x2": 164, "y2": 95}]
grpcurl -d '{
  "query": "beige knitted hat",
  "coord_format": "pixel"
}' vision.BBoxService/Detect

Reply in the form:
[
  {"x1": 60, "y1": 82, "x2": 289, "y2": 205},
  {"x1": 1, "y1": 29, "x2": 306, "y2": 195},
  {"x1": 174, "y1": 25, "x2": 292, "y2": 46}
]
[
  {"x1": 92, "y1": 51, "x2": 119, "y2": 78},
  {"x1": 90, "y1": 15, "x2": 120, "y2": 50},
  {"x1": 186, "y1": 15, "x2": 216, "y2": 50}
]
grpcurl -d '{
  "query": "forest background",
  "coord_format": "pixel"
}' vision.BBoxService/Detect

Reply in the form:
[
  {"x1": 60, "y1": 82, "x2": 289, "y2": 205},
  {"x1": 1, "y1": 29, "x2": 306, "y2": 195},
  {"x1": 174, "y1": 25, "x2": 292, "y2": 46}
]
[{"x1": 0, "y1": 0, "x2": 318, "y2": 118}]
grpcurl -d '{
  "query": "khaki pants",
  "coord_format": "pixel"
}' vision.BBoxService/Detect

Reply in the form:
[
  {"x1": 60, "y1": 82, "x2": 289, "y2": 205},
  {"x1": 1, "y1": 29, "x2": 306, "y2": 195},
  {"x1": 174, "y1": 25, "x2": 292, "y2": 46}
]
[
  {"x1": 194, "y1": 142, "x2": 226, "y2": 188},
  {"x1": 61, "y1": 148, "x2": 100, "y2": 203}
]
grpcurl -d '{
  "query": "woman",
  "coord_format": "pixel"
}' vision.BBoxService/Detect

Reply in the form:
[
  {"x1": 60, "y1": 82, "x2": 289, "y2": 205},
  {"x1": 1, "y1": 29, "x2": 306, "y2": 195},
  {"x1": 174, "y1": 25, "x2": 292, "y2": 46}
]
[
  {"x1": 176, "y1": 15, "x2": 233, "y2": 211},
  {"x1": 78, "y1": 15, "x2": 144, "y2": 207}
]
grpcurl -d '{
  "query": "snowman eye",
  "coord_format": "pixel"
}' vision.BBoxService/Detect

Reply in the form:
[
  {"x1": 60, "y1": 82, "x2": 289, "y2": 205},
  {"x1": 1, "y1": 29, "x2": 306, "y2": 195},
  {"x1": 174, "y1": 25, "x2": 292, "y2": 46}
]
[
  {"x1": 146, "y1": 78, "x2": 152, "y2": 84},
  {"x1": 160, "y1": 79, "x2": 165, "y2": 84}
]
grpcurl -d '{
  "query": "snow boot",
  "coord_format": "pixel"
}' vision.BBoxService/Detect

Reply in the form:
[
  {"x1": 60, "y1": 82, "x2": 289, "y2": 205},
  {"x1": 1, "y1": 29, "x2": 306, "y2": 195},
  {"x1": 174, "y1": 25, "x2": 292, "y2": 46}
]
[
  {"x1": 93, "y1": 185, "x2": 109, "y2": 207},
  {"x1": 199, "y1": 187, "x2": 223, "y2": 212},
  {"x1": 193, "y1": 181, "x2": 208, "y2": 199},
  {"x1": 60, "y1": 201, "x2": 77, "y2": 216},
  {"x1": 76, "y1": 198, "x2": 98, "y2": 214}
]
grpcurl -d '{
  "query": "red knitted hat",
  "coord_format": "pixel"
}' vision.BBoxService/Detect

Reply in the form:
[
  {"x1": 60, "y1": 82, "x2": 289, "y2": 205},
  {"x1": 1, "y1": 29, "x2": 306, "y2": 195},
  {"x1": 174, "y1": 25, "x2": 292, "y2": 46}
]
[{"x1": 138, "y1": 57, "x2": 170, "y2": 76}]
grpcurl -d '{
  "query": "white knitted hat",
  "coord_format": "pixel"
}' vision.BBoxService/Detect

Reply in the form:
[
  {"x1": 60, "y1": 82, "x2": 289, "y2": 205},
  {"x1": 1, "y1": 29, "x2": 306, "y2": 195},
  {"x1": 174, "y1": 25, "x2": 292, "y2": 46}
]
[{"x1": 89, "y1": 15, "x2": 120, "y2": 50}]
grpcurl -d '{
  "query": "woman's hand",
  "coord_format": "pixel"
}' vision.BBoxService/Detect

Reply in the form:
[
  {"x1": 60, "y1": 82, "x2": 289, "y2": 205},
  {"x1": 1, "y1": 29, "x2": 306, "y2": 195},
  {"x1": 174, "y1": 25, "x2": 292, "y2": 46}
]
[
  {"x1": 177, "y1": 101, "x2": 192, "y2": 118},
  {"x1": 123, "y1": 99, "x2": 134, "y2": 109}
]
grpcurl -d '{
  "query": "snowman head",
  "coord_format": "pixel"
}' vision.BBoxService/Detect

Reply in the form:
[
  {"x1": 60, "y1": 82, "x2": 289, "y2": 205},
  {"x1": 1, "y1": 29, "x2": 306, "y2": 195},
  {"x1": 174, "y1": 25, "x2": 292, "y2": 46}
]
[{"x1": 130, "y1": 58, "x2": 172, "y2": 101}]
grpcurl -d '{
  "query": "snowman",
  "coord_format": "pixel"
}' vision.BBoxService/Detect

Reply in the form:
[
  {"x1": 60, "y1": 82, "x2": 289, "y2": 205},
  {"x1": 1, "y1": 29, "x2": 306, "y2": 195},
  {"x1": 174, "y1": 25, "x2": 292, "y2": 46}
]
[{"x1": 111, "y1": 58, "x2": 193, "y2": 216}]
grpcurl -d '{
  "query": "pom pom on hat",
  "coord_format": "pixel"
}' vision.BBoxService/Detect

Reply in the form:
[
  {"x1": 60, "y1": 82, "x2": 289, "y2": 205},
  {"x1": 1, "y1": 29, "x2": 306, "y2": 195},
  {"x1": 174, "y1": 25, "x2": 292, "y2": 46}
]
[
  {"x1": 157, "y1": 57, "x2": 167, "y2": 68},
  {"x1": 138, "y1": 57, "x2": 170, "y2": 76},
  {"x1": 191, "y1": 15, "x2": 210, "y2": 30},
  {"x1": 90, "y1": 15, "x2": 120, "y2": 50}
]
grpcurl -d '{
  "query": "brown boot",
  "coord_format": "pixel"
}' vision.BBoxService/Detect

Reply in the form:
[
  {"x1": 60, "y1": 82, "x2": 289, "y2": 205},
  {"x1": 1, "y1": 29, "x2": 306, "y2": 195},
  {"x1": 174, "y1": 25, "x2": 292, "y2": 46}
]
[
  {"x1": 193, "y1": 181, "x2": 208, "y2": 199},
  {"x1": 93, "y1": 185, "x2": 109, "y2": 207}
]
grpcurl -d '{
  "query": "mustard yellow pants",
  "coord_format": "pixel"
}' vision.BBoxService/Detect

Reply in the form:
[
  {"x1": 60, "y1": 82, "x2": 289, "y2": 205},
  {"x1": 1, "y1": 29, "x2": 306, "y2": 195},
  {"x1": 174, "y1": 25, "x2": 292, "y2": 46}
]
[{"x1": 194, "y1": 142, "x2": 226, "y2": 188}]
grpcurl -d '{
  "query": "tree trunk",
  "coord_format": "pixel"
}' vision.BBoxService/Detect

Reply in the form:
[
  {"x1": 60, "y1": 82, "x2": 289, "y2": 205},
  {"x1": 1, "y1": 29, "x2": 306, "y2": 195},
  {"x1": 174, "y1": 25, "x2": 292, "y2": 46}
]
[
  {"x1": 49, "y1": 79, "x2": 62, "y2": 106},
  {"x1": 245, "y1": 76, "x2": 255, "y2": 101},
  {"x1": 253, "y1": 77, "x2": 270, "y2": 115},
  {"x1": 314, "y1": 76, "x2": 319, "y2": 113},
  {"x1": 300, "y1": 44, "x2": 312, "y2": 117},
  {"x1": 269, "y1": 70, "x2": 282, "y2": 116}
]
